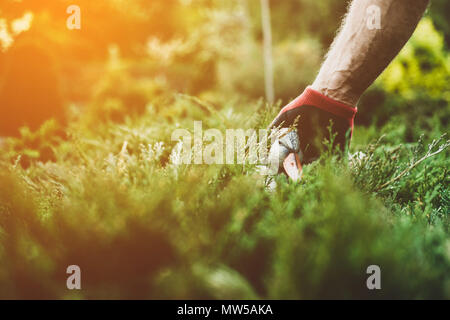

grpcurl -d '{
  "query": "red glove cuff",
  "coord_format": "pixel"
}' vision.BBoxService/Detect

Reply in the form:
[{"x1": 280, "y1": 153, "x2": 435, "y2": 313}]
[{"x1": 280, "y1": 86, "x2": 357, "y2": 126}]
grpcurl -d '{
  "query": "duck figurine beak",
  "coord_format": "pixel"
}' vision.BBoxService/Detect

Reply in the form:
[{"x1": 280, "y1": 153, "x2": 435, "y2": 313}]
[
  {"x1": 283, "y1": 152, "x2": 302, "y2": 182},
  {"x1": 268, "y1": 129, "x2": 303, "y2": 182}
]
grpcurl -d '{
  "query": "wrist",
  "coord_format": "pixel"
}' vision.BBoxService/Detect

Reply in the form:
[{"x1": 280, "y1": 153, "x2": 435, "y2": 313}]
[{"x1": 311, "y1": 72, "x2": 362, "y2": 106}]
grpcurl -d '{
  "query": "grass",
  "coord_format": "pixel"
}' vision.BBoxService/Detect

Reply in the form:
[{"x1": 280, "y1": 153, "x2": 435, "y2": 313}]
[{"x1": 0, "y1": 95, "x2": 449, "y2": 299}]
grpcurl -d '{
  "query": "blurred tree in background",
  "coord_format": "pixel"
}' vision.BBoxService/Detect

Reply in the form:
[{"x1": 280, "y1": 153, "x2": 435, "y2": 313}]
[
  {"x1": 0, "y1": 0, "x2": 448, "y2": 157},
  {"x1": 0, "y1": 42, "x2": 63, "y2": 136}
]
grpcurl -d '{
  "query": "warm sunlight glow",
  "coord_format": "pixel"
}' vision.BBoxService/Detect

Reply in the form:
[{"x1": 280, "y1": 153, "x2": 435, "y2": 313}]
[
  {"x1": 0, "y1": 19, "x2": 13, "y2": 51},
  {"x1": 11, "y1": 12, "x2": 34, "y2": 35}
]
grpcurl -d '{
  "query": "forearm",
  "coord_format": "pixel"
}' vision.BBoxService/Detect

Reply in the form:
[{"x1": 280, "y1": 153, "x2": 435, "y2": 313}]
[{"x1": 312, "y1": 0, "x2": 429, "y2": 106}]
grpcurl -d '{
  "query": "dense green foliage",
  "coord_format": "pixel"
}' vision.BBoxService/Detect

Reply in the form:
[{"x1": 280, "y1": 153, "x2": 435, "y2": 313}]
[
  {"x1": 0, "y1": 1, "x2": 449, "y2": 299},
  {"x1": 0, "y1": 94, "x2": 448, "y2": 299}
]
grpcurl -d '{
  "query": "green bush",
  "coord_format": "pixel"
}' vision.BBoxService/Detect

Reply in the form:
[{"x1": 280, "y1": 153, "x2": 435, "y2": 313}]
[
  {"x1": 1, "y1": 93, "x2": 448, "y2": 299},
  {"x1": 358, "y1": 17, "x2": 450, "y2": 141}
]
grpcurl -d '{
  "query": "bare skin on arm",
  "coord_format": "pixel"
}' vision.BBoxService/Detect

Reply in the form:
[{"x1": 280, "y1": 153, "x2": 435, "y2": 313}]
[
  {"x1": 269, "y1": 0, "x2": 430, "y2": 179},
  {"x1": 311, "y1": 0, "x2": 430, "y2": 106}
]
